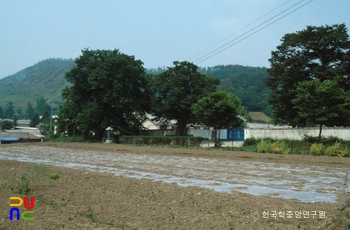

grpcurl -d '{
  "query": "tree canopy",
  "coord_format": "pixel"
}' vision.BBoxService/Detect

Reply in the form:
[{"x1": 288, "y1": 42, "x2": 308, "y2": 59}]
[
  {"x1": 292, "y1": 78, "x2": 350, "y2": 137},
  {"x1": 150, "y1": 61, "x2": 220, "y2": 135},
  {"x1": 26, "y1": 102, "x2": 35, "y2": 121},
  {"x1": 265, "y1": 24, "x2": 350, "y2": 127},
  {"x1": 5, "y1": 102, "x2": 15, "y2": 119},
  {"x1": 192, "y1": 90, "x2": 247, "y2": 146},
  {"x1": 0, "y1": 106, "x2": 4, "y2": 119},
  {"x1": 57, "y1": 48, "x2": 151, "y2": 140},
  {"x1": 36, "y1": 96, "x2": 51, "y2": 116}
]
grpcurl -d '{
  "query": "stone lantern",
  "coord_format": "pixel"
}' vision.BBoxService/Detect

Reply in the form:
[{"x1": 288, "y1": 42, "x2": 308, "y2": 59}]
[{"x1": 105, "y1": 127, "x2": 113, "y2": 143}]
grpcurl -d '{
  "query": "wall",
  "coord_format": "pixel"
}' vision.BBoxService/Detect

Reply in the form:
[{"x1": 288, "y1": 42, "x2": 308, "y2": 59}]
[{"x1": 246, "y1": 128, "x2": 350, "y2": 140}]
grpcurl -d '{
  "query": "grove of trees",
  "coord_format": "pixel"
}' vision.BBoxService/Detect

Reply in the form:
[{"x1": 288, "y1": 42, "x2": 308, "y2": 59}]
[
  {"x1": 265, "y1": 23, "x2": 350, "y2": 135},
  {"x1": 150, "y1": 61, "x2": 221, "y2": 135},
  {"x1": 57, "y1": 52, "x2": 248, "y2": 140}
]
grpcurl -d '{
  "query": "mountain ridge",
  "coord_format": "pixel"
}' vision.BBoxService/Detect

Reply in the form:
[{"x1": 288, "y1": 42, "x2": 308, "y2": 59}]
[{"x1": 0, "y1": 58, "x2": 271, "y2": 116}]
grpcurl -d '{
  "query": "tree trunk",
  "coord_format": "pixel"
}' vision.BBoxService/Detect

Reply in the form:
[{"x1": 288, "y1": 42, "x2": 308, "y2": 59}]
[
  {"x1": 318, "y1": 124, "x2": 323, "y2": 140},
  {"x1": 94, "y1": 129, "x2": 104, "y2": 141},
  {"x1": 175, "y1": 120, "x2": 187, "y2": 136}
]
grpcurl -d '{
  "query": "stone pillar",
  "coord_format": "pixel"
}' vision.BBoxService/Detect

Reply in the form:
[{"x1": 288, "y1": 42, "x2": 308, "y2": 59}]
[{"x1": 105, "y1": 127, "x2": 113, "y2": 144}]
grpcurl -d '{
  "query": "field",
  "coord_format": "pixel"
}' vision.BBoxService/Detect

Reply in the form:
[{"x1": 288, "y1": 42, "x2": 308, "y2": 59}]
[
  {"x1": 1, "y1": 142, "x2": 350, "y2": 229},
  {"x1": 248, "y1": 112, "x2": 271, "y2": 123}
]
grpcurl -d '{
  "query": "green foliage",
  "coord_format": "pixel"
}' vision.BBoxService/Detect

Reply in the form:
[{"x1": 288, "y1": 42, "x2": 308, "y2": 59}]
[
  {"x1": 192, "y1": 90, "x2": 247, "y2": 147},
  {"x1": 270, "y1": 141, "x2": 290, "y2": 154},
  {"x1": 5, "y1": 101, "x2": 15, "y2": 119},
  {"x1": 257, "y1": 140, "x2": 271, "y2": 153},
  {"x1": 303, "y1": 135, "x2": 344, "y2": 145},
  {"x1": 57, "y1": 48, "x2": 151, "y2": 140},
  {"x1": 16, "y1": 173, "x2": 32, "y2": 195},
  {"x1": 265, "y1": 24, "x2": 350, "y2": 127},
  {"x1": 13, "y1": 114, "x2": 18, "y2": 126},
  {"x1": 1, "y1": 120, "x2": 13, "y2": 130},
  {"x1": 50, "y1": 173, "x2": 59, "y2": 180},
  {"x1": 150, "y1": 61, "x2": 220, "y2": 135},
  {"x1": 36, "y1": 96, "x2": 51, "y2": 116},
  {"x1": 26, "y1": 102, "x2": 36, "y2": 120},
  {"x1": 192, "y1": 90, "x2": 247, "y2": 129},
  {"x1": 16, "y1": 108, "x2": 23, "y2": 119},
  {"x1": 292, "y1": 78, "x2": 350, "y2": 137},
  {"x1": 38, "y1": 122, "x2": 50, "y2": 136},
  {"x1": 31, "y1": 113, "x2": 40, "y2": 127},
  {"x1": 119, "y1": 135, "x2": 203, "y2": 147},
  {"x1": 309, "y1": 143, "x2": 325, "y2": 156},
  {"x1": 243, "y1": 137, "x2": 259, "y2": 146},
  {"x1": 0, "y1": 106, "x2": 4, "y2": 119},
  {"x1": 257, "y1": 139, "x2": 291, "y2": 154},
  {"x1": 0, "y1": 58, "x2": 74, "y2": 109},
  {"x1": 325, "y1": 142, "x2": 348, "y2": 157},
  {"x1": 202, "y1": 65, "x2": 272, "y2": 114}
]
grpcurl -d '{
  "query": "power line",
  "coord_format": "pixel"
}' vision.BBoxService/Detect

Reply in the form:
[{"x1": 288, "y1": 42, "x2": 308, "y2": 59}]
[
  {"x1": 192, "y1": 0, "x2": 313, "y2": 65},
  {"x1": 188, "y1": 0, "x2": 292, "y2": 61}
]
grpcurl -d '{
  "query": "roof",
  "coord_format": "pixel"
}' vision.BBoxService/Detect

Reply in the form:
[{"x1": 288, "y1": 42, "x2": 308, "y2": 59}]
[
  {"x1": 0, "y1": 137, "x2": 20, "y2": 142},
  {"x1": 0, "y1": 131, "x2": 44, "y2": 139}
]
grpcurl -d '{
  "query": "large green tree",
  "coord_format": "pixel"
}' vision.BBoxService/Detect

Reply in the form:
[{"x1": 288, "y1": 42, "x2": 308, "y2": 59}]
[
  {"x1": 192, "y1": 90, "x2": 247, "y2": 146},
  {"x1": 150, "y1": 61, "x2": 220, "y2": 135},
  {"x1": 292, "y1": 78, "x2": 350, "y2": 138},
  {"x1": 5, "y1": 102, "x2": 15, "y2": 119},
  {"x1": 57, "y1": 48, "x2": 151, "y2": 140},
  {"x1": 36, "y1": 96, "x2": 51, "y2": 116},
  {"x1": 265, "y1": 24, "x2": 350, "y2": 127},
  {"x1": 26, "y1": 102, "x2": 35, "y2": 121},
  {"x1": 0, "y1": 106, "x2": 4, "y2": 119}
]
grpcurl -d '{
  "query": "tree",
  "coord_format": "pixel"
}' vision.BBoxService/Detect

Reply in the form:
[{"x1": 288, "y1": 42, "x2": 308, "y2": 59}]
[
  {"x1": 192, "y1": 90, "x2": 247, "y2": 147},
  {"x1": 17, "y1": 108, "x2": 23, "y2": 119},
  {"x1": 13, "y1": 115, "x2": 18, "y2": 127},
  {"x1": 5, "y1": 102, "x2": 15, "y2": 119},
  {"x1": 1, "y1": 120, "x2": 13, "y2": 130},
  {"x1": 292, "y1": 78, "x2": 350, "y2": 138},
  {"x1": 150, "y1": 61, "x2": 220, "y2": 135},
  {"x1": 0, "y1": 106, "x2": 4, "y2": 119},
  {"x1": 26, "y1": 102, "x2": 35, "y2": 120},
  {"x1": 36, "y1": 96, "x2": 51, "y2": 116},
  {"x1": 57, "y1": 48, "x2": 151, "y2": 140},
  {"x1": 265, "y1": 24, "x2": 350, "y2": 127},
  {"x1": 31, "y1": 113, "x2": 40, "y2": 127}
]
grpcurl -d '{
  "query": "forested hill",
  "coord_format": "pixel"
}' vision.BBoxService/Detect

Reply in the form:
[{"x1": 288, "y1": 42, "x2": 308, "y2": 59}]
[
  {"x1": 0, "y1": 60, "x2": 271, "y2": 116},
  {"x1": 0, "y1": 58, "x2": 74, "y2": 109},
  {"x1": 200, "y1": 65, "x2": 272, "y2": 116}
]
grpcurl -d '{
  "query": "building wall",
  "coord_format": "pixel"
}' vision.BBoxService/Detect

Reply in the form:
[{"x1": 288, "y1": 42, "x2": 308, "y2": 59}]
[{"x1": 246, "y1": 128, "x2": 350, "y2": 140}]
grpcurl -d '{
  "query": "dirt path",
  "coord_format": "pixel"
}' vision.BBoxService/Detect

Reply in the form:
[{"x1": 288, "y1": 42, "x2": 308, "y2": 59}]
[{"x1": 0, "y1": 142, "x2": 349, "y2": 229}]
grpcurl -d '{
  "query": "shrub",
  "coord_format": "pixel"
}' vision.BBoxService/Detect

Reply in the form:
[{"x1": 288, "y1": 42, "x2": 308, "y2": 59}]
[
  {"x1": 309, "y1": 143, "x2": 324, "y2": 155},
  {"x1": 303, "y1": 135, "x2": 344, "y2": 145},
  {"x1": 270, "y1": 141, "x2": 290, "y2": 154},
  {"x1": 1, "y1": 120, "x2": 13, "y2": 130},
  {"x1": 50, "y1": 173, "x2": 59, "y2": 180},
  {"x1": 119, "y1": 136, "x2": 203, "y2": 147},
  {"x1": 325, "y1": 142, "x2": 348, "y2": 157},
  {"x1": 257, "y1": 140, "x2": 271, "y2": 153},
  {"x1": 243, "y1": 137, "x2": 259, "y2": 146}
]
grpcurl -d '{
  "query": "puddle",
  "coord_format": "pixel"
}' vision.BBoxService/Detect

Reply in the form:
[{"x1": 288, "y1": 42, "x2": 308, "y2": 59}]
[{"x1": 0, "y1": 146, "x2": 345, "y2": 203}]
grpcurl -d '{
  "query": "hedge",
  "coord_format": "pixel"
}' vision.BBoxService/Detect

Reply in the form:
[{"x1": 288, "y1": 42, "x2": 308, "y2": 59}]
[{"x1": 119, "y1": 136, "x2": 203, "y2": 147}]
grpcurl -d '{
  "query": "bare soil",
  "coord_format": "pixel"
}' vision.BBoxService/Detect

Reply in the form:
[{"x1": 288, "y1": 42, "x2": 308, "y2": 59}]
[{"x1": 0, "y1": 142, "x2": 349, "y2": 230}]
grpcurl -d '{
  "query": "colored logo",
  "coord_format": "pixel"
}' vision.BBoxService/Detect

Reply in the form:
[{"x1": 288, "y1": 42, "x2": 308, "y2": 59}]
[{"x1": 9, "y1": 196, "x2": 35, "y2": 221}]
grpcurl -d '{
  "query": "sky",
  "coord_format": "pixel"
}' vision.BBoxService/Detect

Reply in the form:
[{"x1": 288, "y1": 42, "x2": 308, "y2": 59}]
[{"x1": 1, "y1": 0, "x2": 350, "y2": 79}]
